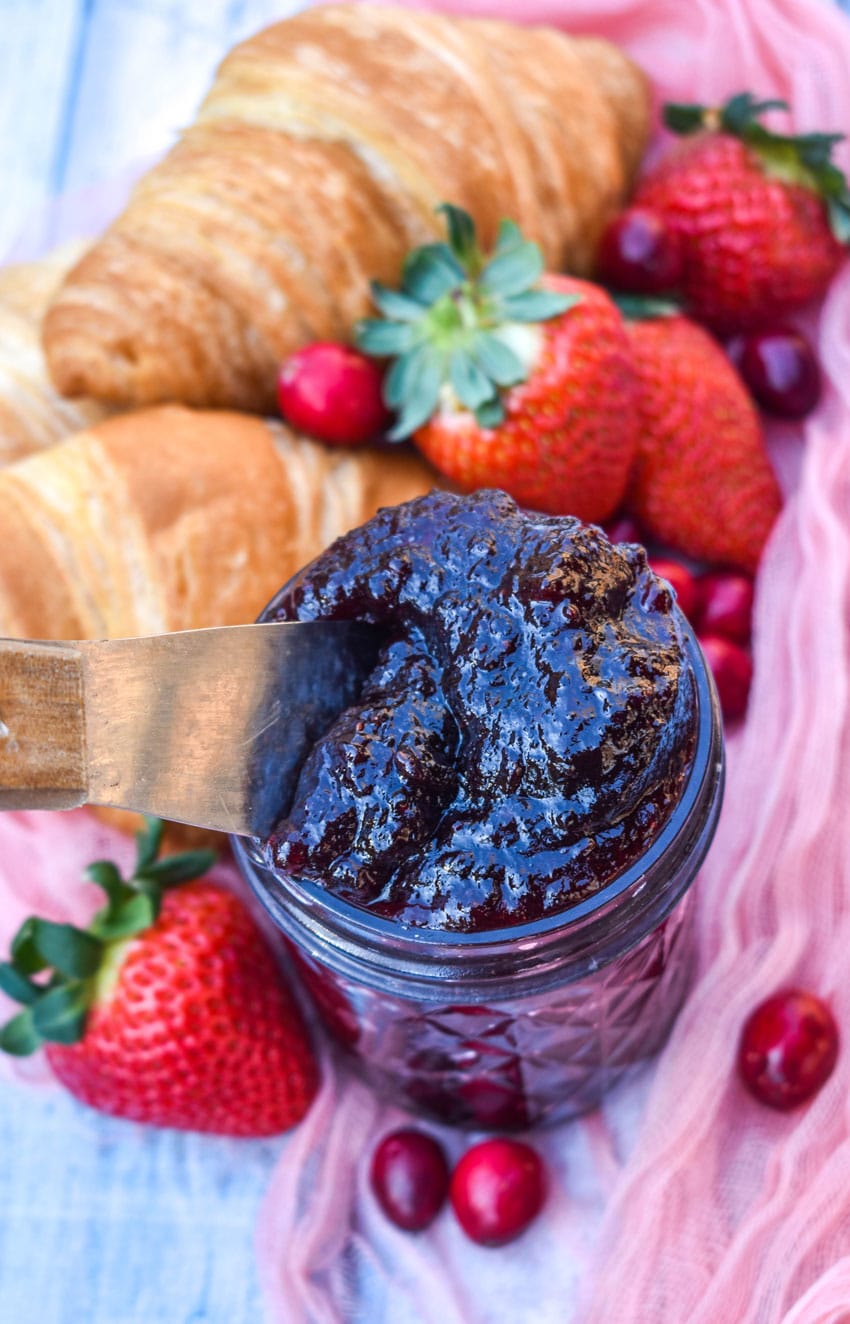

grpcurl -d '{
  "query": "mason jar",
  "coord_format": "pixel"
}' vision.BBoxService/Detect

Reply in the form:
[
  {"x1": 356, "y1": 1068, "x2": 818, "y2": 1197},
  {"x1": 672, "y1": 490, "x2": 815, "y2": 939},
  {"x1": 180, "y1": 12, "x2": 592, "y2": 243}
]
[{"x1": 234, "y1": 622, "x2": 723, "y2": 1131}]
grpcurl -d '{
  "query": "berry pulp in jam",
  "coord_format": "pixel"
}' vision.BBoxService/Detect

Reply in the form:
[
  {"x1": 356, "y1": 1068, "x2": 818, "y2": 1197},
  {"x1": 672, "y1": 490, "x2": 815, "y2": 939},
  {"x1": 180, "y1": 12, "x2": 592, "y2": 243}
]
[{"x1": 266, "y1": 490, "x2": 697, "y2": 933}]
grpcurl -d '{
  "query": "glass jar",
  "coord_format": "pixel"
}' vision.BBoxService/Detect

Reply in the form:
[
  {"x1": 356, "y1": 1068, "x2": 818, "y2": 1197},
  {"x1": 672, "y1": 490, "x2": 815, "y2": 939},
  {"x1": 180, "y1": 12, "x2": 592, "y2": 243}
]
[{"x1": 235, "y1": 628, "x2": 723, "y2": 1130}]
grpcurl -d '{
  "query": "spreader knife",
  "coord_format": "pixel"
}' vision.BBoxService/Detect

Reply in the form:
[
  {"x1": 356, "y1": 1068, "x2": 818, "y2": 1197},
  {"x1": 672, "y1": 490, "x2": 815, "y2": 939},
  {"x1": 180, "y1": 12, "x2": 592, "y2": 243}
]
[{"x1": 0, "y1": 621, "x2": 380, "y2": 837}]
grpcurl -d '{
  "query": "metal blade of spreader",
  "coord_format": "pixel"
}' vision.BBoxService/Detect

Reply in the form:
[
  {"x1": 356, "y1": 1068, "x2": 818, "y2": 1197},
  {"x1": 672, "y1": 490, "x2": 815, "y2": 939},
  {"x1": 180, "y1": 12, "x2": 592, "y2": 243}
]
[{"x1": 78, "y1": 621, "x2": 381, "y2": 837}]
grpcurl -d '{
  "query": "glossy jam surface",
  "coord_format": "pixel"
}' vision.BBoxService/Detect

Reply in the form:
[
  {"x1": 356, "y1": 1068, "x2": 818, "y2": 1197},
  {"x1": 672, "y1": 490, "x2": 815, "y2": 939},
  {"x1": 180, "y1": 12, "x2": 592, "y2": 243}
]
[{"x1": 266, "y1": 490, "x2": 696, "y2": 932}]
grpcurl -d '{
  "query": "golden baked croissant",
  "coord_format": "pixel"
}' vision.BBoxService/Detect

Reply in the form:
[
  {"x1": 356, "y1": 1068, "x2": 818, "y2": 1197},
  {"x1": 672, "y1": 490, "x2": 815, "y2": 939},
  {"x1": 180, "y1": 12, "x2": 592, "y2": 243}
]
[
  {"x1": 43, "y1": 4, "x2": 650, "y2": 413},
  {"x1": 0, "y1": 243, "x2": 109, "y2": 465},
  {"x1": 0, "y1": 404, "x2": 437, "y2": 642}
]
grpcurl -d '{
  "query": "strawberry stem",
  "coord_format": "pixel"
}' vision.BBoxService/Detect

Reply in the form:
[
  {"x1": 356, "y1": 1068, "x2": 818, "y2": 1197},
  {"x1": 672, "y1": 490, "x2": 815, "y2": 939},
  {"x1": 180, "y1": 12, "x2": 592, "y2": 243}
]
[
  {"x1": 664, "y1": 93, "x2": 850, "y2": 242},
  {"x1": 0, "y1": 818, "x2": 216, "y2": 1057},
  {"x1": 355, "y1": 204, "x2": 579, "y2": 439}
]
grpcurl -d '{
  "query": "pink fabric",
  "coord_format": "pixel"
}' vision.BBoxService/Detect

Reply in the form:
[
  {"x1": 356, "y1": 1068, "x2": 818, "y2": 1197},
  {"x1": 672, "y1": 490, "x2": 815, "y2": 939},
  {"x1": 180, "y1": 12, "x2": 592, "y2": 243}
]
[{"x1": 3, "y1": 1, "x2": 850, "y2": 1320}]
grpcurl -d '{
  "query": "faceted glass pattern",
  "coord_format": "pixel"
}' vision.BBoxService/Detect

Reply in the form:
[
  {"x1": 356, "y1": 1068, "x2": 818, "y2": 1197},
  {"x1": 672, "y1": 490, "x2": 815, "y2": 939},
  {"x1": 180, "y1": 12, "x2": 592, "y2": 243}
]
[{"x1": 289, "y1": 889, "x2": 696, "y2": 1130}]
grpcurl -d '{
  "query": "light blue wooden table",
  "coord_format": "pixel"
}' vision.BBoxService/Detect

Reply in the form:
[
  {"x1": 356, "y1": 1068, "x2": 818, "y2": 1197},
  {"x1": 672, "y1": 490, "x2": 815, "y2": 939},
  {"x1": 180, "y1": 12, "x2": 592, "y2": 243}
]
[{"x1": 0, "y1": 0, "x2": 302, "y2": 260}]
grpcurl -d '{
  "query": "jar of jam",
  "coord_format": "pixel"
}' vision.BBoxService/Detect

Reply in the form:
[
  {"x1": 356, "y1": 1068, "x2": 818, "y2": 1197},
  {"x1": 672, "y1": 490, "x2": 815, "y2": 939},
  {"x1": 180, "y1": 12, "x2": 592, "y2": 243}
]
[{"x1": 235, "y1": 492, "x2": 724, "y2": 1129}]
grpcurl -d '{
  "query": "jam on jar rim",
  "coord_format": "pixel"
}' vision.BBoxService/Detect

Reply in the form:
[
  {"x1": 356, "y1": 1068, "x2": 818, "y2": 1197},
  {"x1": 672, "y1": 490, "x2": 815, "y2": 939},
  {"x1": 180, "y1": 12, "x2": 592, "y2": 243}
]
[{"x1": 238, "y1": 620, "x2": 724, "y2": 996}]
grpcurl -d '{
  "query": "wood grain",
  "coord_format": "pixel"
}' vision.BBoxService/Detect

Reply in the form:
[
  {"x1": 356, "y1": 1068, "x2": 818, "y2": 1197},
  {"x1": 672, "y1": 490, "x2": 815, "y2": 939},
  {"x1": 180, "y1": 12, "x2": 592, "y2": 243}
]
[{"x1": 0, "y1": 638, "x2": 86, "y2": 808}]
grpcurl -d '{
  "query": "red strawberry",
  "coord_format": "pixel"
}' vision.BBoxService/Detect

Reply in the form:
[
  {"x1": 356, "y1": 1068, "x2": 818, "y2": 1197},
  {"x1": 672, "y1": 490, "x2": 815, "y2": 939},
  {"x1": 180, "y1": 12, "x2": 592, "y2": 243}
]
[
  {"x1": 625, "y1": 313, "x2": 782, "y2": 572},
  {"x1": 356, "y1": 204, "x2": 638, "y2": 523},
  {"x1": 636, "y1": 94, "x2": 849, "y2": 332},
  {"x1": 0, "y1": 819, "x2": 318, "y2": 1136}
]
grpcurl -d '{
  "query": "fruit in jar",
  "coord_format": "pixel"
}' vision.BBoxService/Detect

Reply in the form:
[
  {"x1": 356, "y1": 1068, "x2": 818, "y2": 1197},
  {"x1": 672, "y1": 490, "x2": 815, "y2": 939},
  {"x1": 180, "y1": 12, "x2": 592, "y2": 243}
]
[
  {"x1": 697, "y1": 571, "x2": 754, "y2": 644},
  {"x1": 738, "y1": 989, "x2": 839, "y2": 1109},
  {"x1": 636, "y1": 93, "x2": 849, "y2": 332},
  {"x1": 596, "y1": 206, "x2": 684, "y2": 294},
  {"x1": 449, "y1": 1138, "x2": 546, "y2": 1246},
  {"x1": 277, "y1": 341, "x2": 391, "y2": 445},
  {"x1": 356, "y1": 204, "x2": 638, "y2": 523},
  {"x1": 698, "y1": 633, "x2": 753, "y2": 722},
  {"x1": 728, "y1": 326, "x2": 822, "y2": 420},
  {"x1": 0, "y1": 819, "x2": 319, "y2": 1135},
  {"x1": 624, "y1": 312, "x2": 782, "y2": 573},
  {"x1": 267, "y1": 490, "x2": 698, "y2": 932},
  {"x1": 370, "y1": 1128, "x2": 450, "y2": 1231}
]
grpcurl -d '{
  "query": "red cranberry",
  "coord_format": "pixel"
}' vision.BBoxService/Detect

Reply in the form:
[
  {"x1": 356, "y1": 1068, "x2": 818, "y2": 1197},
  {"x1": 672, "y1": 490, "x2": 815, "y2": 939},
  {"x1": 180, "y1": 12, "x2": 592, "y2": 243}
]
[
  {"x1": 699, "y1": 633, "x2": 753, "y2": 722},
  {"x1": 738, "y1": 989, "x2": 839, "y2": 1110},
  {"x1": 450, "y1": 1138, "x2": 546, "y2": 1247},
  {"x1": 697, "y1": 571, "x2": 754, "y2": 645},
  {"x1": 649, "y1": 557, "x2": 700, "y2": 623},
  {"x1": 370, "y1": 1129, "x2": 450, "y2": 1231},
  {"x1": 277, "y1": 342, "x2": 391, "y2": 445},
  {"x1": 604, "y1": 513, "x2": 644, "y2": 545},
  {"x1": 457, "y1": 1045, "x2": 529, "y2": 1130},
  {"x1": 729, "y1": 327, "x2": 821, "y2": 420},
  {"x1": 596, "y1": 207, "x2": 684, "y2": 294}
]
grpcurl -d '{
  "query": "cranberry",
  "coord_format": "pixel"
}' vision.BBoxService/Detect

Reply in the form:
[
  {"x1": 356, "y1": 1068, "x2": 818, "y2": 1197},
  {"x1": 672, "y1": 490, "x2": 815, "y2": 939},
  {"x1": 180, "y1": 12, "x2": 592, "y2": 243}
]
[
  {"x1": 370, "y1": 1129, "x2": 450, "y2": 1231},
  {"x1": 596, "y1": 207, "x2": 684, "y2": 295},
  {"x1": 603, "y1": 513, "x2": 644, "y2": 545},
  {"x1": 457, "y1": 1046, "x2": 529, "y2": 1130},
  {"x1": 277, "y1": 342, "x2": 391, "y2": 446},
  {"x1": 697, "y1": 571, "x2": 754, "y2": 645},
  {"x1": 649, "y1": 557, "x2": 700, "y2": 623},
  {"x1": 699, "y1": 633, "x2": 752, "y2": 722},
  {"x1": 738, "y1": 989, "x2": 839, "y2": 1110},
  {"x1": 449, "y1": 1138, "x2": 546, "y2": 1246},
  {"x1": 728, "y1": 327, "x2": 821, "y2": 420}
]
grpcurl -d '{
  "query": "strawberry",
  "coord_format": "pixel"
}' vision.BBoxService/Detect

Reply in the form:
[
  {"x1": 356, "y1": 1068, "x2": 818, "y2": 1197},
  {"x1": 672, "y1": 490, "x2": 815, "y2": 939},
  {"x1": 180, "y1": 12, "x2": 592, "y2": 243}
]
[
  {"x1": 0, "y1": 819, "x2": 318, "y2": 1135},
  {"x1": 356, "y1": 204, "x2": 638, "y2": 523},
  {"x1": 624, "y1": 310, "x2": 782, "y2": 573},
  {"x1": 636, "y1": 93, "x2": 849, "y2": 332}
]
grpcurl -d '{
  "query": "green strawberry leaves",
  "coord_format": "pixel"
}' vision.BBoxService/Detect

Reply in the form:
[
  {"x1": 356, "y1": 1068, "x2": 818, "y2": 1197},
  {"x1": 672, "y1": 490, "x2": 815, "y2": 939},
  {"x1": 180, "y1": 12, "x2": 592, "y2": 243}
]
[
  {"x1": 402, "y1": 243, "x2": 465, "y2": 303},
  {"x1": 470, "y1": 333, "x2": 525, "y2": 387},
  {"x1": 355, "y1": 203, "x2": 579, "y2": 439},
  {"x1": 31, "y1": 982, "x2": 90, "y2": 1045},
  {"x1": 384, "y1": 343, "x2": 445, "y2": 440},
  {"x1": 500, "y1": 290, "x2": 579, "y2": 322},
  {"x1": 612, "y1": 294, "x2": 682, "y2": 321},
  {"x1": 29, "y1": 921, "x2": 103, "y2": 979},
  {"x1": 479, "y1": 226, "x2": 543, "y2": 297},
  {"x1": 134, "y1": 816, "x2": 164, "y2": 872},
  {"x1": 0, "y1": 1008, "x2": 42, "y2": 1057},
  {"x1": 0, "y1": 817, "x2": 216, "y2": 1056},
  {"x1": 9, "y1": 917, "x2": 48, "y2": 975},
  {"x1": 664, "y1": 93, "x2": 850, "y2": 243},
  {"x1": 0, "y1": 962, "x2": 38, "y2": 1005}
]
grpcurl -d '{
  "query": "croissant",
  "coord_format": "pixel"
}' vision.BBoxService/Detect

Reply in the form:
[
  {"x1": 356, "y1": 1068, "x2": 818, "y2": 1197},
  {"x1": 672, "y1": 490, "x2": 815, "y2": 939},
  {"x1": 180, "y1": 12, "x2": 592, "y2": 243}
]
[
  {"x1": 0, "y1": 243, "x2": 109, "y2": 465},
  {"x1": 0, "y1": 404, "x2": 436, "y2": 642},
  {"x1": 42, "y1": 4, "x2": 650, "y2": 414}
]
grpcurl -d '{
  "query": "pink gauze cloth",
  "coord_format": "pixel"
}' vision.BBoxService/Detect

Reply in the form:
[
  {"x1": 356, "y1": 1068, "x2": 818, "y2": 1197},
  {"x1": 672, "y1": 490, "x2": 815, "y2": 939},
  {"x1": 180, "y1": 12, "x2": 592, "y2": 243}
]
[{"x1": 2, "y1": 0, "x2": 850, "y2": 1321}]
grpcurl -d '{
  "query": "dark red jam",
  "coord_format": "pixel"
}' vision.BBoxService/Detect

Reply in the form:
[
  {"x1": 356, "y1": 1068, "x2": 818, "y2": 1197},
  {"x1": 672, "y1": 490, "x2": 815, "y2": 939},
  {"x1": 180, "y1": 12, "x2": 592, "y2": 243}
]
[{"x1": 266, "y1": 490, "x2": 696, "y2": 933}]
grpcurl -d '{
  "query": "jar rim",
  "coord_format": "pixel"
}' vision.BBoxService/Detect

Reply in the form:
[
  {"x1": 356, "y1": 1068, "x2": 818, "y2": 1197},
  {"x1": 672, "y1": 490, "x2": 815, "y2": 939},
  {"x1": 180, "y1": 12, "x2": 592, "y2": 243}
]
[{"x1": 237, "y1": 621, "x2": 724, "y2": 978}]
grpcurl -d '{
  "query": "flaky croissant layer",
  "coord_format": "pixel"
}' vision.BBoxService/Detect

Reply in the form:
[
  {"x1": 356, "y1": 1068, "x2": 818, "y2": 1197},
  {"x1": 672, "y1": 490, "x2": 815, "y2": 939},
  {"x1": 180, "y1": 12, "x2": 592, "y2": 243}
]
[
  {"x1": 42, "y1": 4, "x2": 649, "y2": 413},
  {"x1": 0, "y1": 405, "x2": 438, "y2": 643}
]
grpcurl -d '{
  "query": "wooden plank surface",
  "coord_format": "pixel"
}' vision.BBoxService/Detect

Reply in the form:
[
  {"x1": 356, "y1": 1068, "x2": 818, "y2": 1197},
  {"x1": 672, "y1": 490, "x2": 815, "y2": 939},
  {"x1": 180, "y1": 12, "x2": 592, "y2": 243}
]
[{"x1": 0, "y1": 0, "x2": 301, "y2": 259}]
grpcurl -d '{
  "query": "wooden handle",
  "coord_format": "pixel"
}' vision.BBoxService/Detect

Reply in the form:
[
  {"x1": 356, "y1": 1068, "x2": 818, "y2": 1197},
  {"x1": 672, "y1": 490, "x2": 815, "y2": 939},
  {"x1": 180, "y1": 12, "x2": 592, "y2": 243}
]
[{"x1": 0, "y1": 639, "x2": 87, "y2": 810}]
